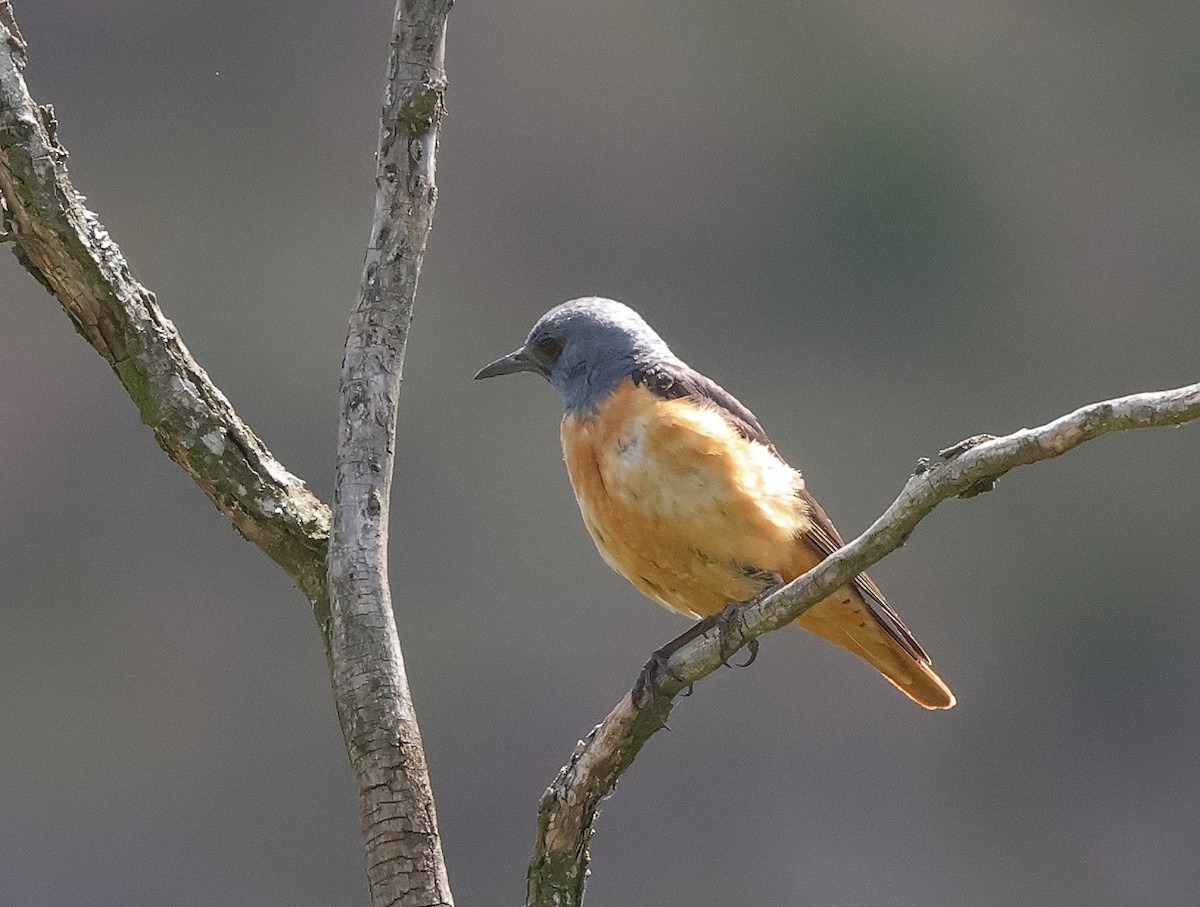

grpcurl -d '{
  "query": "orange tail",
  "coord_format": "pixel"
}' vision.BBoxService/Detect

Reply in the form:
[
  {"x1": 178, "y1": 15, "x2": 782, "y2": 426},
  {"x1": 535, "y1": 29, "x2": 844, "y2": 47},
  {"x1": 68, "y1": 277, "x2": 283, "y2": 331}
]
[{"x1": 796, "y1": 594, "x2": 955, "y2": 710}]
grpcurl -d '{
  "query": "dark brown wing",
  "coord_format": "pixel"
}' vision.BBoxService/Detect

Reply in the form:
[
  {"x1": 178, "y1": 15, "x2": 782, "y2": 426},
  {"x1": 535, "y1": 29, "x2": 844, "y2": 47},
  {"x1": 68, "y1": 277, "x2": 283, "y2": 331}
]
[
  {"x1": 632, "y1": 360, "x2": 932, "y2": 667},
  {"x1": 631, "y1": 362, "x2": 776, "y2": 451},
  {"x1": 797, "y1": 487, "x2": 932, "y2": 665}
]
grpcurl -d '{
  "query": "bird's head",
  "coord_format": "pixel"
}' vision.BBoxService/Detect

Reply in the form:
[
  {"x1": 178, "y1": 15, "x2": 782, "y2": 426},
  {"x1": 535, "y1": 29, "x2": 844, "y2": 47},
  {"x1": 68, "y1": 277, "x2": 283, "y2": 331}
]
[{"x1": 475, "y1": 297, "x2": 678, "y2": 413}]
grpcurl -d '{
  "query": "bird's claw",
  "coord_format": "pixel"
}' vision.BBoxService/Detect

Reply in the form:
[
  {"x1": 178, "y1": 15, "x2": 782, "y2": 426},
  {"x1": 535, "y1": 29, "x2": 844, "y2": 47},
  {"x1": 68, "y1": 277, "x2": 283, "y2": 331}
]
[
  {"x1": 713, "y1": 601, "x2": 748, "y2": 666},
  {"x1": 632, "y1": 647, "x2": 685, "y2": 726},
  {"x1": 714, "y1": 587, "x2": 770, "y2": 667},
  {"x1": 631, "y1": 585, "x2": 771, "y2": 720},
  {"x1": 734, "y1": 637, "x2": 759, "y2": 668}
]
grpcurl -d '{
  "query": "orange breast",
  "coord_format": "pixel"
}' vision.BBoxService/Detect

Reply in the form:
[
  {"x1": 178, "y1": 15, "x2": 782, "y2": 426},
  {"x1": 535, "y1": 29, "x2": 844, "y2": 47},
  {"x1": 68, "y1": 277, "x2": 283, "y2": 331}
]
[{"x1": 560, "y1": 379, "x2": 809, "y2": 618}]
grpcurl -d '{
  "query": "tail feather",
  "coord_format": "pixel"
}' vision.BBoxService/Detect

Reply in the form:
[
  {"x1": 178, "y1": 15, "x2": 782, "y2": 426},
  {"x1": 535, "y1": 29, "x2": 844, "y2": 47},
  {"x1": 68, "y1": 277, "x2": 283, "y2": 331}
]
[{"x1": 796, "y1": 594, "x2": 955, "y2": 710}]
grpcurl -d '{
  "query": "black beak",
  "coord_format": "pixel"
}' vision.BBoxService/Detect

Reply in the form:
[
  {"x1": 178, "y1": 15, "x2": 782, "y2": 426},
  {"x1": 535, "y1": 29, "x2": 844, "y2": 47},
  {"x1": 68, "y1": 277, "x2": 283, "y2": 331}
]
[{"x1": 474, "y1": 348, "x2": 541, "y2": 380}]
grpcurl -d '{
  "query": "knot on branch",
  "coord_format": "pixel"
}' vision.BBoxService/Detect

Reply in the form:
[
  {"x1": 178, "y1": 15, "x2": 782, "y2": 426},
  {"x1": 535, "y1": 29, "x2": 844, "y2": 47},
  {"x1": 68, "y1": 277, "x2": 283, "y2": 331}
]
[
  {"x1": 939, "y1": 433, "x2": 997, "y2": 460},
  {"x1": 939, "y1": 434, "x2": 1000, "y2": 497},
  {"x1": 399, "y1": 83, "x2": 446, "y2": 138}
]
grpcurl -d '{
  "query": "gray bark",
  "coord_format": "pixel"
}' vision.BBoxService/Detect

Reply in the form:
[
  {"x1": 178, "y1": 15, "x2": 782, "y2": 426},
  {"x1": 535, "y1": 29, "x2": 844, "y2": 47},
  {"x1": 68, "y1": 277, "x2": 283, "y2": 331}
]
[
  {"x1": 1, "y1": 1, "x2": 455, "y2": 903},
  {"x1": 0, "y1": 2, "x2": 330, "y2": 616},
  {"x1": 327, "y1": 2, "x2": 454, "y2": 905}
]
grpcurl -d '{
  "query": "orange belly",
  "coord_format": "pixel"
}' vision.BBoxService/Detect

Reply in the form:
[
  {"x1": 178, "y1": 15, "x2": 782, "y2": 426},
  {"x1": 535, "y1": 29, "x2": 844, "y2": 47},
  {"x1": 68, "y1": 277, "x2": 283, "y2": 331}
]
[
  {"x1": 560, "y1": 378, "x2": 955, "y2": 709},
  {"x1": 561, "y1": 379, "x2": 809, "y2": 618}
]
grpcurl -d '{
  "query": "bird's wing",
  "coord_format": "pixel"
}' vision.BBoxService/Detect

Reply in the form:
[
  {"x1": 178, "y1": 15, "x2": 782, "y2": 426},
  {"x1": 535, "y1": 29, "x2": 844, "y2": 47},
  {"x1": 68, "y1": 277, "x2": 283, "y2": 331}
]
[
  {"x1": 796, "y1": 487, "x2": 932, "y2": 665},
  {"x1": 631, "y1": 362, "x2": 775, "y2": 450},
  {"x1": 632, "y1": 360, "x2": 932, "y2": 667}
]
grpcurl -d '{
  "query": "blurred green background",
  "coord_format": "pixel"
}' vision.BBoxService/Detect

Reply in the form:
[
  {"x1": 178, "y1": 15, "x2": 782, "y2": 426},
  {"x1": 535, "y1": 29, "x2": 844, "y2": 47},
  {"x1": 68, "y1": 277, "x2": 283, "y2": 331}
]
[{"x1": 3, "y1": 2, "x2": 1199, "y2": 905}]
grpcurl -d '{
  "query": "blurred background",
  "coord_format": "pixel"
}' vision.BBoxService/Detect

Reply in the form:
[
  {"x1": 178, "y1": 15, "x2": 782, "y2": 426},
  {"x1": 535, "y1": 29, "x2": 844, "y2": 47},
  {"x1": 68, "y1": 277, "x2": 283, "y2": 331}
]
[{"x1": 2, "y1": 1, "x2": 1199, "y2": 905}]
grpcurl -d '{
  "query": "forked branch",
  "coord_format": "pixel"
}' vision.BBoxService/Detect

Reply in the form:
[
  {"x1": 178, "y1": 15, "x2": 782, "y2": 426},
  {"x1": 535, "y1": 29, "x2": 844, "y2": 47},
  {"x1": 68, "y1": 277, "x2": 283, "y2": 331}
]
[
  {"x1": 4, "y1": 6, "x2": 1197, "y2": 906},
  {"x1": 0, "y1": 2, "x2": 455, "y2": 903}
]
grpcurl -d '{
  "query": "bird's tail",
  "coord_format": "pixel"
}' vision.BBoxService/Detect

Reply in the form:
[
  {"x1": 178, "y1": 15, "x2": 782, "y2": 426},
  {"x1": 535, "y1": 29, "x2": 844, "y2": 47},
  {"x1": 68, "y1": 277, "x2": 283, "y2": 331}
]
[{"x1": 795, "y1": 594, "x2": 956, "y2": 710}]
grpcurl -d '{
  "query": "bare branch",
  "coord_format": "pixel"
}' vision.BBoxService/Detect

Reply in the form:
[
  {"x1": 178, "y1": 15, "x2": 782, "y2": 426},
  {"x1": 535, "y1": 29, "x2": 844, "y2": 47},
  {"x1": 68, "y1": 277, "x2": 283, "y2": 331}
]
[
  {"x1": 527, "y1": 382, "x2": 1200, "y2": 907},
  {"x1": 0, "y1": 1, "x2": 330, "y2": 616},
  {"x1": 7, "y1": 2, "x2": 1195, "y2": 902},
  {"x1": 2, "y1": 1, "x2": 455, "y2": 902},
  {"x1": 327, "y1": 2, "x2": 454, "y2": 905}
]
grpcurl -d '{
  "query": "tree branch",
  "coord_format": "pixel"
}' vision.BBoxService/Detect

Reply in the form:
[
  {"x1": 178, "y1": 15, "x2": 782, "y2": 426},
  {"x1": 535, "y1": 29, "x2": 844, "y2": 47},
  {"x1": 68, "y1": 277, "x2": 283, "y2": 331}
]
[
  {"x1": 327, "y1": 2, "x2": 454, "y2": 906},
  {"x1": 526, "y1": 381, "x2": 1200, "y2": 907},
  {"x1": 7, "y1": 3, "x2": 1196, "y2": 902},
  {"x1": 2, "y1": 1, "x2": 455, "y2": 903},
  {"x1": 0, "y1": 1, "x2": 330, "y2": 617}
]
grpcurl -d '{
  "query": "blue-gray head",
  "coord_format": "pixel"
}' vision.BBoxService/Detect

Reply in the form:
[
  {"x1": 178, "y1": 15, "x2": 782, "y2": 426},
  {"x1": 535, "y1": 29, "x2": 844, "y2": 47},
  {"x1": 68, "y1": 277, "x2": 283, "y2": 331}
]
[{"x1": 474, "y1": 297, "x2": 681, "y2": 413}]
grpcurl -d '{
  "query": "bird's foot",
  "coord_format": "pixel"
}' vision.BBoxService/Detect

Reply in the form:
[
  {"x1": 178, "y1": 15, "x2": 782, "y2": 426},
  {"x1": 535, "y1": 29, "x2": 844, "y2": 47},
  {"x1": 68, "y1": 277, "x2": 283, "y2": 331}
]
[
  {"x1": 712, "y1": 601, "x2": 746, "y2": 665},
  {"x1": 735, "y1": 636, "x2": 760, "y2": 668},
  {"x1": 713, "y1": 574, "x2": 781, "y2": 666},
  {"x1": 711, "y1": 600, "x2": 760, "y2": 667},
  {"x1": 632, "y1": 647, "x2": 687, "y2": 726},
  {"x1": 631, "y1": 579, "x2": 780, "y2": 717},
  {"x1": 631, "y1": 615, "x2": 715, "y2": 716}
]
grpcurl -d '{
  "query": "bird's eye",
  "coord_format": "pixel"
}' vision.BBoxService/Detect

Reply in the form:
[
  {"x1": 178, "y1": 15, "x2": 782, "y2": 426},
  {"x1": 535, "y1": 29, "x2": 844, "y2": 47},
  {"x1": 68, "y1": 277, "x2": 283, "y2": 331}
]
[{"x1": 535, "y1": 334, "x2": 564, "y2": 362}]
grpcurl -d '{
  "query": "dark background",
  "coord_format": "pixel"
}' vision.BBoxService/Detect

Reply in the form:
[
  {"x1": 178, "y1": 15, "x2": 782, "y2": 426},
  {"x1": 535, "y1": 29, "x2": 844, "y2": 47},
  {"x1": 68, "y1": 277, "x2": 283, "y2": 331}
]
[{"x1": 3, "y1": 2, "x2": 1199, "y2": 905}]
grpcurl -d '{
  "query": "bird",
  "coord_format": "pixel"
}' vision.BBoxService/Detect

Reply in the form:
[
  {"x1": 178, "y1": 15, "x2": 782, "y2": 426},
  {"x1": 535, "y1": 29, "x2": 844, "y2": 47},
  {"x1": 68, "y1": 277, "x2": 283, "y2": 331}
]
[{"x1": 475, "y1": 297, "x2": 954, "y2": 710}]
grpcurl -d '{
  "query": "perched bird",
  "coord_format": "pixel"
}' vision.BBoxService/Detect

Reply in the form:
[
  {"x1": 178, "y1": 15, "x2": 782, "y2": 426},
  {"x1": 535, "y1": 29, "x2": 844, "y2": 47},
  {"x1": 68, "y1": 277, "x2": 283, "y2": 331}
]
[{"x1": 475, "y1": 298, "x2": 954, "y2": 709}]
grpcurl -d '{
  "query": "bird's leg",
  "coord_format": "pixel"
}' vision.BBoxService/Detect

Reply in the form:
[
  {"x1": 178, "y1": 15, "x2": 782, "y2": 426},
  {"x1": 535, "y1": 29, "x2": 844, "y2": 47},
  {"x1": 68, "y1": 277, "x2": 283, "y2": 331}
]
[
  {"x1": 633, "y1": 573, "x2": 785, "y2": 709},
  {"x1": 710, "y1": 601, "x2": 750, "y2": 666},
  {"x1": 632, "y1": 651, "x2": 682, "y2": 727},
  {"x1": 632, "y1": 610, "x2": 735, "y2": 713},
  {"x1": 632, "y1": 623, "x2": 707, "y2": 710},
  {"x1": 715, "y1": 572, "x2": 784, "y2": 667}
]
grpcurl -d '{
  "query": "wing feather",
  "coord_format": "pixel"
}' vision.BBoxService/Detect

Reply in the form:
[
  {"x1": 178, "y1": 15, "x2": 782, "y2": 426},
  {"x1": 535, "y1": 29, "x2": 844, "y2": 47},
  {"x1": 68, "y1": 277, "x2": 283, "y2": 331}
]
[{"x1": 633, "y1": 360, "x2": 931, "y2": 667}]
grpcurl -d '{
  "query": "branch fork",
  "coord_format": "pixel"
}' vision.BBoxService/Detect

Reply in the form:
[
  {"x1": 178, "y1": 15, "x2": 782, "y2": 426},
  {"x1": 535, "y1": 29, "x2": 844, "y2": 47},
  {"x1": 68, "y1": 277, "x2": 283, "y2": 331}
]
[{"x1": 3, "y1": 5, "x2": 1196, "y2": 906}]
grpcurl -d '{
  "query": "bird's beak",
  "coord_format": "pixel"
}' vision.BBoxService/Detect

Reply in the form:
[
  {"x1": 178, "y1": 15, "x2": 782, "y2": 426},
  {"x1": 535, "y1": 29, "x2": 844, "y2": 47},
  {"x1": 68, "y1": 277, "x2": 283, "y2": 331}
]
[{"x1": 474, "y1": 348, "x2": 540, "y2": 380}]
